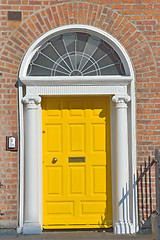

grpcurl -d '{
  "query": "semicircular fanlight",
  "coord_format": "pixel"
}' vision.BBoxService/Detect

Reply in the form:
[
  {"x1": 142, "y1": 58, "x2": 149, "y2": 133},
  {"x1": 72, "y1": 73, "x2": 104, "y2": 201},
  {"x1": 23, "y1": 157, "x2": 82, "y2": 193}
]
[{"x1": 27, "y1": 32, "x2": 125, "y2": 76}]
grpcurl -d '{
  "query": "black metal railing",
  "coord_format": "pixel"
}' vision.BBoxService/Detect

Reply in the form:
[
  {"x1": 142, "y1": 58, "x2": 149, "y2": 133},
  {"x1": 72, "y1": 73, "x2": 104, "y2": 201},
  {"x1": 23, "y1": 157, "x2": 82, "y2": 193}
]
[
  {"x1": 137, "y1": 149, "x2": 160, "y2": 231},
  {"x1": 0, "y1": 182, "x2": 4, "y2": 219},
  {"x1": 155, "y1": 149, "x2": 160, "y2": 214}
]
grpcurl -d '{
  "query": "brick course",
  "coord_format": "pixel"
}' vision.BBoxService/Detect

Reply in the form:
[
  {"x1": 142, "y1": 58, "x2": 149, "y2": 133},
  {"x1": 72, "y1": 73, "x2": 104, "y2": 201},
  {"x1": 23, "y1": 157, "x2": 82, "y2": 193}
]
[{"x1": 0, "y1": 0, "x2": 159, "y2": 228}]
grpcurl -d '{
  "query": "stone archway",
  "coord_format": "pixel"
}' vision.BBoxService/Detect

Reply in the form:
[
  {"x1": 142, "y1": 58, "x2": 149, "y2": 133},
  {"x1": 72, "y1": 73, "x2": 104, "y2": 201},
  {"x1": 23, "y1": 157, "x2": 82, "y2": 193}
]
[{"x1": 20, "y1": 24, "x2": 134, "y2": 234}]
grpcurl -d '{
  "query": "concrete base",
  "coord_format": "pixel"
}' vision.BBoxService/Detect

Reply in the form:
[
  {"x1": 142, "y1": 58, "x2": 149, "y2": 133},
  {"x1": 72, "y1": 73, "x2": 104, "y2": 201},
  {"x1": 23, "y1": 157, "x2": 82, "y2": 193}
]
[
  {"x1": 0, "y1": 220, "x2": 17, "y2": 229},
  {"x1": 114, "y1": 221, "x2": 133, "y2": 234},
  {"x1": 23, "y1": 223, "x2": 42, "y2": 235}
]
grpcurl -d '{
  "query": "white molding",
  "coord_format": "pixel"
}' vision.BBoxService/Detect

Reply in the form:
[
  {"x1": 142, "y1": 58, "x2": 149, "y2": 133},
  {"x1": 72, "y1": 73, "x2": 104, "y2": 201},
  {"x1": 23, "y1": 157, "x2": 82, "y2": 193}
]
[
  {"x1": 37, "y1": 104, "x2": 42, "y2": 228},
  {"x1": 26, "y1": 85, "x2": 128, "y2": 96},
  {"x1": 18, "y1": 84, "x2": 24, "y2": 234},
  {"x1": 130, "y1": 76, "x2": 138, "y2": 232},
  {"x1": 21, "y1": 76, "x2": 132, "y2": 86},
  {"x1": 18, "y1": 24, "x2": 138, "y2": 234}
]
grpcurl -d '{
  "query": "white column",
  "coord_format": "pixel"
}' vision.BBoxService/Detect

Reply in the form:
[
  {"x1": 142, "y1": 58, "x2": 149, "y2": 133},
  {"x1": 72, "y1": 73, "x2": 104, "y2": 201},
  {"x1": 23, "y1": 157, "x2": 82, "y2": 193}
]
[
  {"x1": 22, "y1": 95, "x2": 42, "y2": 234},
  {"x1": 112, "y1": 95, "x2": 133, "y2": 234}
]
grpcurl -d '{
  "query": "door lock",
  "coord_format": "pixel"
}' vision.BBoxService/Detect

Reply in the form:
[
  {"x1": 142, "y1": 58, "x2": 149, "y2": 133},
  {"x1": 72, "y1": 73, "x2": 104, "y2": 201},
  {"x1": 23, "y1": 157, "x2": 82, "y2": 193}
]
[{"x1": 52, "y1": 158, "x2": 58, "y2": 164}]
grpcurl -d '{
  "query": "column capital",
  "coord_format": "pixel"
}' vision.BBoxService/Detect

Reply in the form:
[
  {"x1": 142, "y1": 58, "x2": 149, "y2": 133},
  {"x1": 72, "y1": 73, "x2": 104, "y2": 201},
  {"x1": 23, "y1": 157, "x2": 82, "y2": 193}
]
[
  {"x1": 22, "y1": 95, "x2": 41, "y2": 109},
  {"x1": 112, "y1": 94, "x2": 131, "y2": 104}
]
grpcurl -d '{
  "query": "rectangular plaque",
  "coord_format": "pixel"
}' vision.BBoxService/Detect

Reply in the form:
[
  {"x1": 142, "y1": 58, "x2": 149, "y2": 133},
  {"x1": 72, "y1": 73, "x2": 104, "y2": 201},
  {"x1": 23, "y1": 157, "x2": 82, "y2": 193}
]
[
  {"x1": 8, "y1": 11, "x2": 22, "y2": 21},
  {"x1": 69, "y1": 157, "x2": 85, "y2": 163}
]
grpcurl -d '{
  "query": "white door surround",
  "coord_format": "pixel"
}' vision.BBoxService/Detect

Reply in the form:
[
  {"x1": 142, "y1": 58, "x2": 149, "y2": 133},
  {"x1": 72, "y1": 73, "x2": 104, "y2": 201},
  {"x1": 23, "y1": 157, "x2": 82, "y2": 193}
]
[{"x1": 18, "y1": 25, "x2": 138, "y2": 234}]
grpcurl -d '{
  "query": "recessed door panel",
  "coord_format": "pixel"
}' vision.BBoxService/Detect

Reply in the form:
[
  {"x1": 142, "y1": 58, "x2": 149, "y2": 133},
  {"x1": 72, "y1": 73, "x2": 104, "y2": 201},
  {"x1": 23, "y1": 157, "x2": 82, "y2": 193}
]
[
  {"x1": 42, "y1": 96, "x2": 112, "y2": 229},
  {"x1": 47, "y1": 167, "x2": 62, "y2": 195},
  {"x1": 69, "y1": 166, "x2": 86, "y2": 194},
  {"x1": 47, "y1": 125, "x2": 62, "y2": 152},
  {"x1": 69, "y1": 124, "x2": 85, "y2": 152},
  {"x1": 93, "y1": 166, "x2": 106, "y2": 194},
  {"x1": 92, "y1": 124, "x2": 106, "y2": 152},
  {"x1": 69, "y1": 101, "x2": 84, "y2": 116},
  {"x1": 47, "y1": 202, "x2": 74, "y2": 215},
  {"x1": 81, "y1": 201, "x2": 107, "y2": 214}
]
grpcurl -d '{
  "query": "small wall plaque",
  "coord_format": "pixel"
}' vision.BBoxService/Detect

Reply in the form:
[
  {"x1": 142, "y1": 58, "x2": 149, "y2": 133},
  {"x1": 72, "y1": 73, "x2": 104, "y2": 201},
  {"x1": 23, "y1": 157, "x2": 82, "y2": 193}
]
[
  {"x1": 7, "y1": 11, "x2": 22, "y2": 21},
  {"x1": 6, "y1": 135, "x2": 18, "y2": 151}
]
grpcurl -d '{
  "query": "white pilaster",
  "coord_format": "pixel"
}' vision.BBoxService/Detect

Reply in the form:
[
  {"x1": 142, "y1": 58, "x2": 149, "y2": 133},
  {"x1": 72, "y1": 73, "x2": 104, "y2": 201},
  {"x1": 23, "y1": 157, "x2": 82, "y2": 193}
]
[
  {"x1": 22, "y1": 95, "x2": 42, "y2": 234},
  {"x1": 112, "y1": 95, "x2": 133, "y2": 234}
]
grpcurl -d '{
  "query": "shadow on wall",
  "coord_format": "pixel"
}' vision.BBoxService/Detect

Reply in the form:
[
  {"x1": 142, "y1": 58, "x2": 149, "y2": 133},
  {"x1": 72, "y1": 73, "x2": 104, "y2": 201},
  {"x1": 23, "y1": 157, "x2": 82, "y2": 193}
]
[
  {"x1": 97, "y1": 149, "x2": 160, "y2": 234},
  {"x1": 98, "y1": 183, "x2": 133, "y2": 234}
]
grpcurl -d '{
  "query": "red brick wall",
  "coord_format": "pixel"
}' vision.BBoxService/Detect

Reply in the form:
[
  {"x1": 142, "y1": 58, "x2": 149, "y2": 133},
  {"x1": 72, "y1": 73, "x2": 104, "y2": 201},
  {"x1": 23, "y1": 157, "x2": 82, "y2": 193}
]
[{"x1": 0, "y1": 0, "x2": 159, "y2": 227}]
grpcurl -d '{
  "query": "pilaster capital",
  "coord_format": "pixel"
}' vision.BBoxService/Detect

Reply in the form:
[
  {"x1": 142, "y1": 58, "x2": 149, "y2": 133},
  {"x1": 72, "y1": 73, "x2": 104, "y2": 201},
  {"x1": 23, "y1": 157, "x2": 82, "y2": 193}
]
[
  {"x1": 112, "y1": 94, "x2": 131, "y2": 109},
  {"x1": 112, "y1": 94, "x2": 131, "y2": 104},
  {"x1": 22, "y1": 95, "x2": 41, "y2": 109}
]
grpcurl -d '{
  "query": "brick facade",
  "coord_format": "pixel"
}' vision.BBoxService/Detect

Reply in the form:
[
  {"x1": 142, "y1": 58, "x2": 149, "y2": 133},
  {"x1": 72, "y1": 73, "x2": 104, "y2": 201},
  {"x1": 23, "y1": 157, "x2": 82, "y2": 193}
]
[{"x1": 0, "y1": 0, "x2": 160, "y2": 229}]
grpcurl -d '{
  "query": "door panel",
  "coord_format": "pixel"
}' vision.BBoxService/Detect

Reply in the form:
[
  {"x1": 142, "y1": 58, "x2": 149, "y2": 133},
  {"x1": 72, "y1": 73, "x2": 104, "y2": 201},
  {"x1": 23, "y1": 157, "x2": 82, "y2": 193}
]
[
  {"x1": 69, "y1": 166, "x2": 86, "y2": 194},
  {"x1": 69, "y1": 124, "x2": 85, "y2": 152},
  {"x1": 42, "y1": 96, "x2": 112, "y2": 229},
  {"x1": 47, "y1": 167, "x2": 62, "y2": 195}
]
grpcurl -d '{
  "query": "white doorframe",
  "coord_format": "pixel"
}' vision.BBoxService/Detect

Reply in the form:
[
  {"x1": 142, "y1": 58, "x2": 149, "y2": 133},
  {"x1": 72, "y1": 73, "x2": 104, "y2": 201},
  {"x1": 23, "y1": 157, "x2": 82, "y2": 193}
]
[{"x1": 17, "y1": 25, "x2": 138, "y2": 234}]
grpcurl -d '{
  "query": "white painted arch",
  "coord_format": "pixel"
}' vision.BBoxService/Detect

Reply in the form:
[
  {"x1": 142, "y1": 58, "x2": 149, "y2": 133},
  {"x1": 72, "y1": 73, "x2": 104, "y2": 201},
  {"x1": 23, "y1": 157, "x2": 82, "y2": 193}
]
[{"x1": 18, "y1": 25, "x2": 138, "y2": 234}]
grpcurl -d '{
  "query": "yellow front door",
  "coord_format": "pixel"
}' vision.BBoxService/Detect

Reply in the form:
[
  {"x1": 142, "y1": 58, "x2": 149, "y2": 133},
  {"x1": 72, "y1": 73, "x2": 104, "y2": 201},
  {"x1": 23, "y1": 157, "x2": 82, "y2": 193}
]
[{"x1": 42, "y1": 96, "x2": 112, "y2": 229}]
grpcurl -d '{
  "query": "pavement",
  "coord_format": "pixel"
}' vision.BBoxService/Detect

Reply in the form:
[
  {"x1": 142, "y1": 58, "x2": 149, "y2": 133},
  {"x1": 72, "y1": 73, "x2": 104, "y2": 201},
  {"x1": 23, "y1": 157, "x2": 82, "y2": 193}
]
[{"x1": 0, "y1": 230, "x2": 154, "y2": 240}]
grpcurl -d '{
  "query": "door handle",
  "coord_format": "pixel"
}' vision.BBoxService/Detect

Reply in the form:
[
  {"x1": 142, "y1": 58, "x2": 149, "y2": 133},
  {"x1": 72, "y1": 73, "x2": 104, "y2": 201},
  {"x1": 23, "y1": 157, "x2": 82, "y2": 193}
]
[{"x1": 52, "y1": 157, "x2": 58, "y2": 164}]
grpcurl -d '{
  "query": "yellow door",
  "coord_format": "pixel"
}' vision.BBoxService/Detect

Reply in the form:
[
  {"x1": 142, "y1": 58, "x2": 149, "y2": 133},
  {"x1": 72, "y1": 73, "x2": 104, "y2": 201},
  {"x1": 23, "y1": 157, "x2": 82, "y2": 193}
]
[{"x1": 42, "y1": 96, "x2": 112, "y2": 229}]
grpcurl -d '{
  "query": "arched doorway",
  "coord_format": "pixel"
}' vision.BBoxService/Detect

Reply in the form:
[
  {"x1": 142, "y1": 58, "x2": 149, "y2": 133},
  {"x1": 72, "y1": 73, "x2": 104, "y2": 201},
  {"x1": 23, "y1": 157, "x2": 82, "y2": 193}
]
[{"x1": 18, "y1": 25, "x2": 137, "y2": 234}]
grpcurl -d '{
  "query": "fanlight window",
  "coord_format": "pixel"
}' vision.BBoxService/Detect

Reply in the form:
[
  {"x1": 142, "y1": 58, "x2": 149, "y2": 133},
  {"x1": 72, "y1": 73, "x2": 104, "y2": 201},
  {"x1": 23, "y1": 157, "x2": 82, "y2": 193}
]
[{"x1": 27, "y1": 32, "x2": 125, "y2": 76}]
